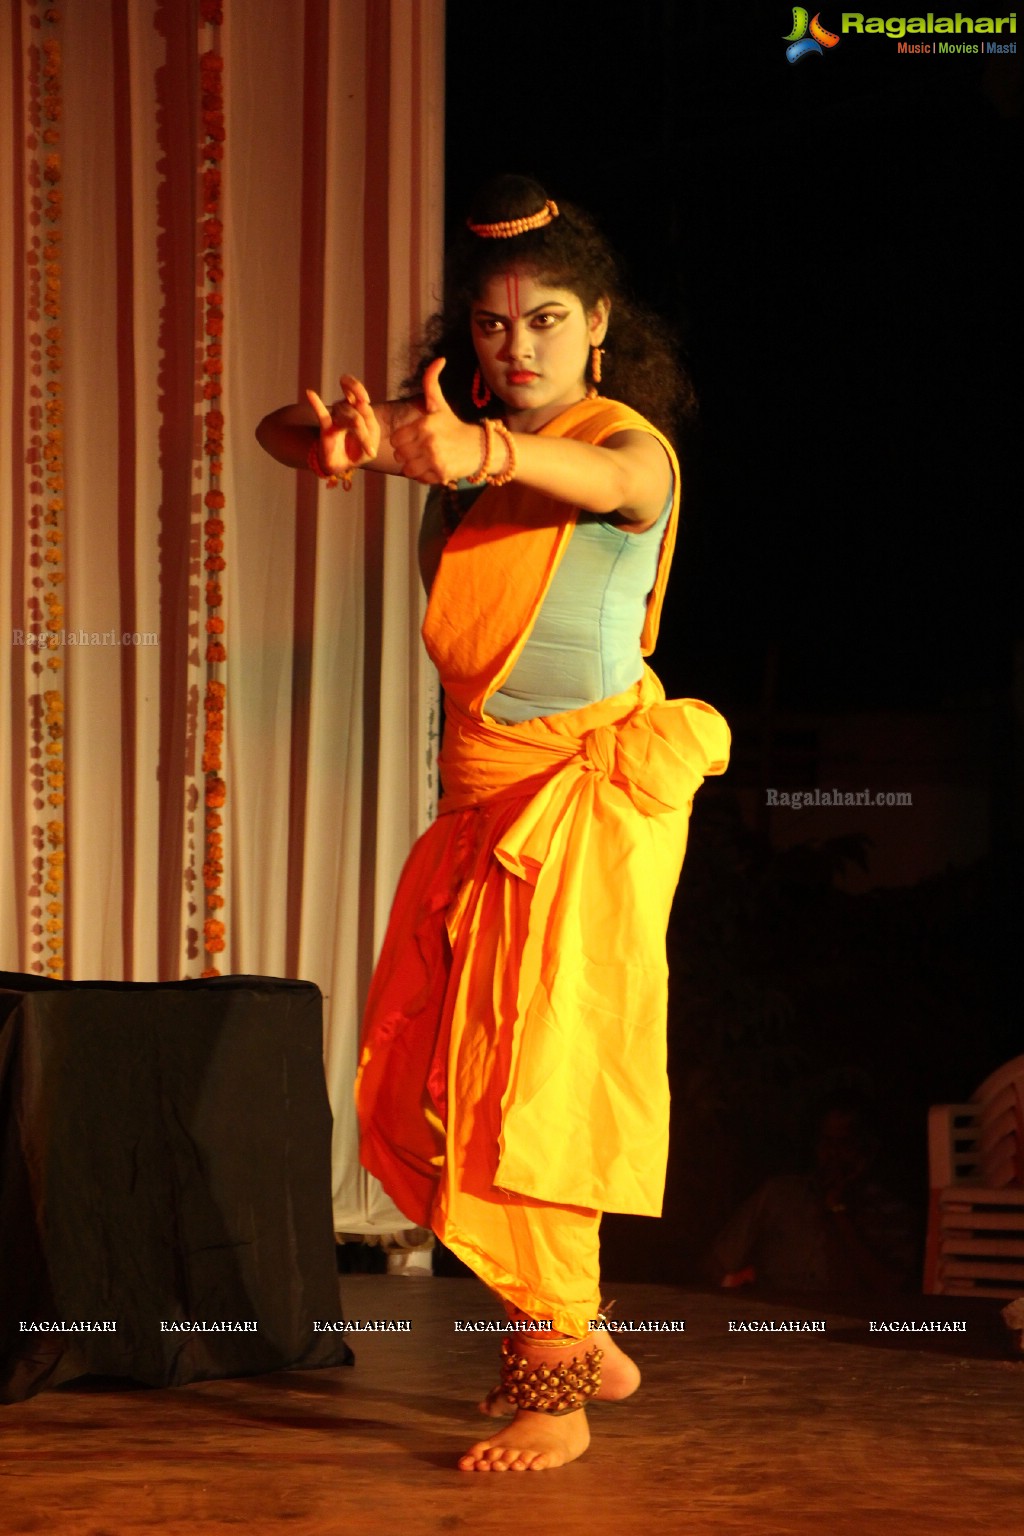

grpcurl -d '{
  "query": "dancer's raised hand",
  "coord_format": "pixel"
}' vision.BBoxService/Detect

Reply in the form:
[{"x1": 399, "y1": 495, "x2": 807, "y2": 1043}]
[{"x1": 305, "y1": 372, "x2": 382, "y2": 475}]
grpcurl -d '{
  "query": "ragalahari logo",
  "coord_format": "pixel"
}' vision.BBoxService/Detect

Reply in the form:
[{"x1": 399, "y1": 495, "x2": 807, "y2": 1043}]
[{"x1": 784, "y1": 8, "x2": 842, "y2": 61}]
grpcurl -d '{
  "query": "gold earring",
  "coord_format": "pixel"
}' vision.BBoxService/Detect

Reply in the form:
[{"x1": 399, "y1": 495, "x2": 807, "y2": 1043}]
[{"x1": 586, "y1": 346, "x2": 604, "y2": 399}]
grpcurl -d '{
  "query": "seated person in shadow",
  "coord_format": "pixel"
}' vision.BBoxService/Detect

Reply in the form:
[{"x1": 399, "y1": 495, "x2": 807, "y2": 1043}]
[{"x1": 707, "y1": 1096, "x2": 917, "y2": 1296}]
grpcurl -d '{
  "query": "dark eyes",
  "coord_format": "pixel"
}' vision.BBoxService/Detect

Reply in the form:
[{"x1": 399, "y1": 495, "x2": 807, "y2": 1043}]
[{"x1": 474, "y1": 311, "x2": 565, "y2": 334}]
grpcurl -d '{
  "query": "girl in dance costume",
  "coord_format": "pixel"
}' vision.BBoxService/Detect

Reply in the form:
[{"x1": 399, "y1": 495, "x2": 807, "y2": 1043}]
[{"x1": 257, "y1": 174, "x2": 729, "y2": 1471}]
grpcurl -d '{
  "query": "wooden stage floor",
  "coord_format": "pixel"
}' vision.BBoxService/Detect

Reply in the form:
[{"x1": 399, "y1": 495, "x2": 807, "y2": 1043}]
[{"x1": 1, "y1": 1276, "x2": 1020, "y2": 1536}]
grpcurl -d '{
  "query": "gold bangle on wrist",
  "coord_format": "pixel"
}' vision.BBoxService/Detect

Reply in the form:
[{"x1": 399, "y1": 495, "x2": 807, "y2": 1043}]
[
  {"x1": 466, "y1": 419, "x2": 495, "y2": 485},
  {"x1": 488, "y1": 421, "x2": 516, "y2": 487}
]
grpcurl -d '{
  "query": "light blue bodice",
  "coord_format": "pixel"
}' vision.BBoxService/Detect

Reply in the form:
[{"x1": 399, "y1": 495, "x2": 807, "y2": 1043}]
[{"x1": 487, "y1": 491, "x2": 672, "y2": 723}]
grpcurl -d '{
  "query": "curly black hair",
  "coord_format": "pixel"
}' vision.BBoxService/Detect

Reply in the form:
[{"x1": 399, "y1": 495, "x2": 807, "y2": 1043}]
[{"x1": 403, "y1": 174, "x2": 696, "y2": 445}]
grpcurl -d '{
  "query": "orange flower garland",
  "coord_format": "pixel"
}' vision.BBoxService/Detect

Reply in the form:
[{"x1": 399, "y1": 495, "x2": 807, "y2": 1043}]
[
  {"x1": 198, "y1": 20, "x2": 227, "y2": 976},
  {"x1": 26, "y1": 5, "x2": 66, "y2": 978}
]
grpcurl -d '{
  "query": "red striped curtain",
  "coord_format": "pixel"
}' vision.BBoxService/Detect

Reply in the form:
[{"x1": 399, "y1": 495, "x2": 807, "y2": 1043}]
[{"x1": 0, "y1": 0, "x2": 445, "y2": 1235}]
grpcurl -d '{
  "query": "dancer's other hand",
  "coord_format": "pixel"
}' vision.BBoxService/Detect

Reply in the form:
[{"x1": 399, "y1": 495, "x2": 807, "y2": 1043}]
[{"x1": 390, "y1": 359, "x2": 481, "y2": 485}]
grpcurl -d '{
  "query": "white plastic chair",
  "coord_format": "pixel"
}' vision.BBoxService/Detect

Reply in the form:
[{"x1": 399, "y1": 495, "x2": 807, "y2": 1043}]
[{"x1": 924, "y1": 1055, "x2": 1024, "y2": 1298}]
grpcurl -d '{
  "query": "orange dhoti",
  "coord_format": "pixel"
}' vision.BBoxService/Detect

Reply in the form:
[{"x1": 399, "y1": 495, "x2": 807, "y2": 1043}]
[{"x1": 355, "y1": 399, "x2": 730, "y2": 1336}]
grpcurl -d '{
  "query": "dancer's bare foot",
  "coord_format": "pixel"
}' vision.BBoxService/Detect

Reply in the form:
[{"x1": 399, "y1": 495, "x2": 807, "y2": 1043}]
[
  {"x1": 460, "y1": 1407, "x2": 590, "y2": 1471},
  {"x1": 479, "y1": 1330, "x2": 639, "y2": 1416}
]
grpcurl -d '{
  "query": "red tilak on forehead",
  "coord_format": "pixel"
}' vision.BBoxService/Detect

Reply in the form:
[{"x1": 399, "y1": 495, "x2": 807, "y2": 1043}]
[{"x1": 505, "y1": 271, "x2": 521, "y2": 319}]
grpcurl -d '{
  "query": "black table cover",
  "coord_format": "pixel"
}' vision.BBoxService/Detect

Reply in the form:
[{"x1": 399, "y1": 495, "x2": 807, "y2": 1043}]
[{"x1": 0, "y1": 972, "x2": 352, "y2": 1401}]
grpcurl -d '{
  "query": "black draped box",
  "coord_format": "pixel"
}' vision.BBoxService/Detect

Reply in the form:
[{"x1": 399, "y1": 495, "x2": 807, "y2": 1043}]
[{"x1": 0, "y1": 972, "x2": 353, "y2": 1402}]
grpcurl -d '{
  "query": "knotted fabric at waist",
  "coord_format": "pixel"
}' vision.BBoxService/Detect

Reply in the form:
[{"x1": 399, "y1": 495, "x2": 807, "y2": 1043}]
[{"x1": 438, "y1": 667, "x2": 730, "y2": 817}]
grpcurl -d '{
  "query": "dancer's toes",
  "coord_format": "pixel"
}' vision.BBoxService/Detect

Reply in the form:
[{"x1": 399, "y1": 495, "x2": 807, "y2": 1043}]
[{"x1": 459, "y1": 1409, "x2": 589, "y2": 1472}]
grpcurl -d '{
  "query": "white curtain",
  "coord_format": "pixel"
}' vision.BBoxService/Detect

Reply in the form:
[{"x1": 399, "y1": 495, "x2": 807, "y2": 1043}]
[{"x1": 0, "y1": 0, "x2": 445, "y2": 1235}]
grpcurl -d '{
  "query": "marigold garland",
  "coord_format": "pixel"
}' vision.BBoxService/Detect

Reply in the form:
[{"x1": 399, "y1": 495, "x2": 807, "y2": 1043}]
[
  {"x1": 198, "y1": 21, "x2": 227, "y2": 976},
  {"x1": 26, "y1": 6, "x2": 66, "y2": 977}
]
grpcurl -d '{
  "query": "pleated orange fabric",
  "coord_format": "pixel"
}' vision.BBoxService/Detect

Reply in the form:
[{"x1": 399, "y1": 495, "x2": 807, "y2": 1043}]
[{"x1": 355, "y1": 398, "x2": 730, "y2": 1334}]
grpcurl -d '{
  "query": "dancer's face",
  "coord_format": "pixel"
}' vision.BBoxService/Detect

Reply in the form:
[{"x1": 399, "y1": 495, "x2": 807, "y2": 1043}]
[{"x1": 471, "y1": 269, "x2": 608, "y2": 431}]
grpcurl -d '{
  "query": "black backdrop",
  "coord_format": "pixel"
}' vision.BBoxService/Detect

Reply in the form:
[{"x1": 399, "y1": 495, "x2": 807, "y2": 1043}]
[
  {"x1": 444, "y1": 1, "x2": 1020, "y2": 1280},
  {"x1": 446, "y1": 0, "x2": 1018, "y2": 712}
]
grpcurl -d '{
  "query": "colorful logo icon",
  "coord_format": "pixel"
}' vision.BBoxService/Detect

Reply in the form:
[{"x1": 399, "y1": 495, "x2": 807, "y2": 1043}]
[{"x1": 784, "y1": 8, "x2": 841, "y2": 62}]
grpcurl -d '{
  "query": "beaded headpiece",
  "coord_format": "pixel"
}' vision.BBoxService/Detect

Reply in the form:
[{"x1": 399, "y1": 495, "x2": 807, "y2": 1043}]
[{"x1": 466, "y1": 199, "x2": 559, "y2": 240}]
